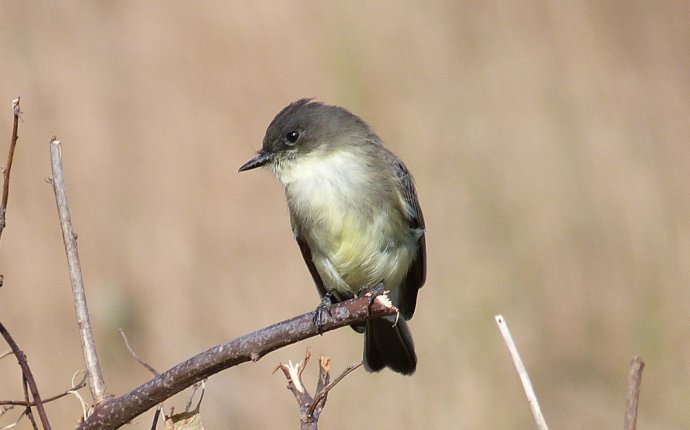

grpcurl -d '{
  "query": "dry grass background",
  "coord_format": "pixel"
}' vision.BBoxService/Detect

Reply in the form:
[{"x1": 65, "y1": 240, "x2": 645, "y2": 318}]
[{"x1": 0, "y1": 2, "x2": 688, "y2": 429}]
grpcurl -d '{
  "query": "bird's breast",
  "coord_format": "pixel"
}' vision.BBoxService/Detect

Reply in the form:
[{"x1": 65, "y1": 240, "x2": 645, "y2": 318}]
[{"x1": 279, "y1": 149, "x2": 416, "y2": 293}]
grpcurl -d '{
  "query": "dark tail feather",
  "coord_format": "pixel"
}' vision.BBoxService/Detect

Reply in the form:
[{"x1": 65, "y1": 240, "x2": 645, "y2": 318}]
[{"x1": 363, "y1": 317, "x2": 417, "y2": 375}]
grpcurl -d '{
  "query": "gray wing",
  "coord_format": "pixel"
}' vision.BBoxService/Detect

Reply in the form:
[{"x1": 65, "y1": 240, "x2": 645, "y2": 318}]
[
  {"x1": 391, "y1": 156, "x2": 426, "y2": 320},
  {"x1": 295, "y1": 236, "x2": 328, "y2": 299}
]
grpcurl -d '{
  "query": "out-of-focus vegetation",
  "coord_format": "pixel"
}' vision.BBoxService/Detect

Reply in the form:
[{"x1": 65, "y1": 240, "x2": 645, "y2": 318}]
[{"x1": 0, "y1": 2, "x2": 688, "y2": 428}]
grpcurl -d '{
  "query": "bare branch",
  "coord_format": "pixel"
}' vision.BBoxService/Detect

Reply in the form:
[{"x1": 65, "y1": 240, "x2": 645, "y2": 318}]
[
  {"x1": 77, "y1": 295, "x2": 396, "y2": 430},
  {"x1": 0, "y1": 323, "x2": 51, "y2": 430},
  {"x1": 49, "y1": 137, "x2": 107, "y2": 402},
  {"x1": 623, "y1": 356, "x2": 645, "y2": 430},
  {"x1": 495, "y1": 314, "x2": 549, "y2": 430},
  {"x1": 0, "y1": 97, "x2": 21, "y2": 240}
]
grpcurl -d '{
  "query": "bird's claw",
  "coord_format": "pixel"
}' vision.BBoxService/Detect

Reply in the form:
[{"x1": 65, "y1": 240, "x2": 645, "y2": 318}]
[
  {"x1": 357, "y1": 282, "x2": 386, "y2": 316},
  {"x1": 312, "y1": 292, "x2": 334, "y2": 335}
]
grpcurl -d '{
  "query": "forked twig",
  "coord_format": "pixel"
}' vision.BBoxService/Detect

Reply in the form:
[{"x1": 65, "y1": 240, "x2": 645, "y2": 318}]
[{"x1": 276, "y1": 351, "x2": 362, "y2": 429}]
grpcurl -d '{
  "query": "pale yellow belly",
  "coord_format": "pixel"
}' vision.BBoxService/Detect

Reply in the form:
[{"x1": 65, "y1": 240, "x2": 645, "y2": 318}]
[{"x1": 308, "y1": 210, "x2": 415, "y2": 296}]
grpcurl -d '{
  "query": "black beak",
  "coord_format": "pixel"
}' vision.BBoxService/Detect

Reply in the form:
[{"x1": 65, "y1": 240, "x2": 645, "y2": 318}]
[{"x1": 238, "y1": 152, "x2": 272, "y2": 172}]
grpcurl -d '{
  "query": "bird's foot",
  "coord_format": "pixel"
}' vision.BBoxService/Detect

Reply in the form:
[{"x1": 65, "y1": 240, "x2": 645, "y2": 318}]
[
  {"x1": 357, "y1": 282, "x2": 386, "y2": 316},
  {"x1": 312, "y1": 291, "x2": 334, "y2": 335}
]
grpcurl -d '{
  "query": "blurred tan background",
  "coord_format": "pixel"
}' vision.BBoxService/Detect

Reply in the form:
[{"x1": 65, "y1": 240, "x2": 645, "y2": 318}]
[{"x1": 0, "y1": 1, "x2": 689, "y2": 429}]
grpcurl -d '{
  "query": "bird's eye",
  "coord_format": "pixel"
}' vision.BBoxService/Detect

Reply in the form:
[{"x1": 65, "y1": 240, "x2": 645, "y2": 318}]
[{"x1": 286, "y1": 131, "x2": 300, "y2": 144}]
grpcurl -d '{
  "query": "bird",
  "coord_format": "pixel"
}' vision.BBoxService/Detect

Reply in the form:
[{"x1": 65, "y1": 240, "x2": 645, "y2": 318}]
[{"x1": 239, "y1": 99, "x2": 426, "y2": 375}]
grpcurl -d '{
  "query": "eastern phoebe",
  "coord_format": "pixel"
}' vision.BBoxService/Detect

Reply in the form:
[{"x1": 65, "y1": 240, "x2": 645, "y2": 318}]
[{"x1": 239, "y1": 99, "x2": 426, "y2": 375}]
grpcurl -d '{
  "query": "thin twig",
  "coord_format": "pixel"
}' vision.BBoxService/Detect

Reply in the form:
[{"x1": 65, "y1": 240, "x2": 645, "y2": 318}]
[
  {"x1": 149, "y1": 406, "x2": 162, "y2": 430},
  {"x1": 0, "y1": 373, "x2": 88, "y2": 407},
  {"x1": 623, "y1": 356, "x2": 645, "y2": 430},
  {"x1": 184, "y1": 382, "x2": 205, "y2": 413},
  {"x1": 164, "y1": 381, "x2": 206, "y2": 428},
  {"x1": 495, "y1": 314, "x2": 549, "y2": 430},
  {"x1": 68, "y1": 382, "x2": 89, "y2": 422},
  {"x1": 0, "y1": 405, "x2": 12, "y2": 418},
  {"x1": 0, "y1": 323, "x2": 51, "y2": 430},
  {"x1": 0, "y1": 97, "x2": 21, "y2": 241},
  {"x1": 49, "y1": 137, "x2": 107, "y2": 403},
  {"x1": 119, "y1": 330, "x2": 159, "y2": 375},
  {"x1": 0, "y1": 409, "x2": 27, "y2": 430}
]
